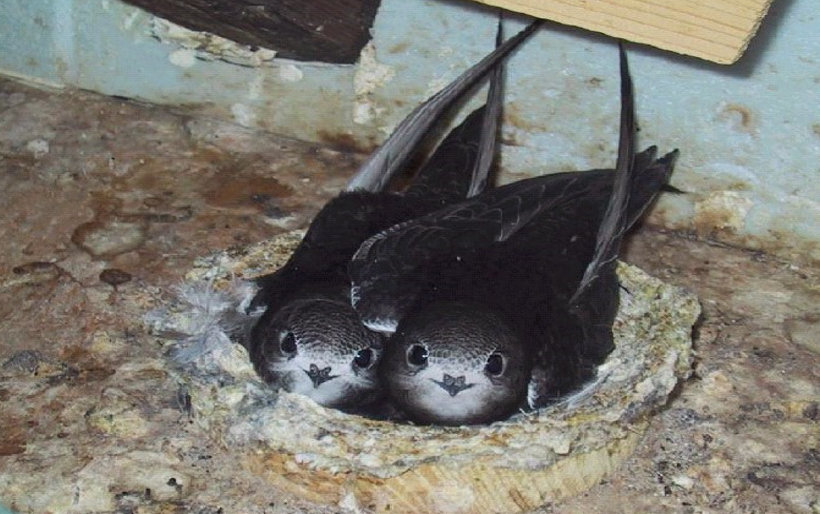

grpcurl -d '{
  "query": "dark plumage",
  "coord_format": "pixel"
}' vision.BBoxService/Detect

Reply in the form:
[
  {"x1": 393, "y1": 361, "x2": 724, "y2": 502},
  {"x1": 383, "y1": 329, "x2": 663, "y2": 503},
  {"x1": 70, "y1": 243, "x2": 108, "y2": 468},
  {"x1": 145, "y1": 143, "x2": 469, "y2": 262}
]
[
  {"x1": 350, "y1": 44, "x2": 679, "y2": 424},
  {"x1": 247, "y1": 20, "x2": 540, "y2": 409}
]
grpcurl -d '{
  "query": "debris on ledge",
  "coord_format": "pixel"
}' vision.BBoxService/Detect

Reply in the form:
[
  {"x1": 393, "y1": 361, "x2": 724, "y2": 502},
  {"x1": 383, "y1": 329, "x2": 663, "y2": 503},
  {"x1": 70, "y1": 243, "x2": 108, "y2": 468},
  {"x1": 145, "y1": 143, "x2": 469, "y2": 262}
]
[{"x1": 147, "y1": 230, "x2": 700, "y2": 513}]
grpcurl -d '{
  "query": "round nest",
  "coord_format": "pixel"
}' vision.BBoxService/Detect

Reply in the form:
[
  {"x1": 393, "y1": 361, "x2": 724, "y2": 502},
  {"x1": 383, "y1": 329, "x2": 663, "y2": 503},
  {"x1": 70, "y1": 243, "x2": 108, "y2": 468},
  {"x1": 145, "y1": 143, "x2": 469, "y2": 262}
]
[{"x1": 149, "y1": 230, "x2": 700, "y2": 513}]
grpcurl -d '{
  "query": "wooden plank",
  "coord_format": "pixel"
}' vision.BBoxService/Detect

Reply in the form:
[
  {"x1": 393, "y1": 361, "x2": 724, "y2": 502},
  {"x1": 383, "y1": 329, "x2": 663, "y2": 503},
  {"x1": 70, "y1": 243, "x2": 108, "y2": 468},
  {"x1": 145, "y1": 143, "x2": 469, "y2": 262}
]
[
  {"x1": 122, "y1": 0, "x2": 380, "y2": 64},
  {"x1": 467, "y1": 0, "x2": 774, "y2": 64}
]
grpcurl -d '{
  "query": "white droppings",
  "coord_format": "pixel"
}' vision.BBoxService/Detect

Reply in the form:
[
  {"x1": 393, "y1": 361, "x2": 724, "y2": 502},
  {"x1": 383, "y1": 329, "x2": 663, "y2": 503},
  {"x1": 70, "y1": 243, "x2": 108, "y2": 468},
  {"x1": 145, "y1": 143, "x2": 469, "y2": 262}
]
[
  {"x1": 231, "y1": 103, "x2": 255, "y2": 127},
  {"x1": 353, "y1": 101, "x2": 374, "y2": 125},
  {"x1": 278, "y1": 64, "x2": 303, "y2": 83},
  {"x1": 694, "y1": 190, "x2": 754, "y2": 231},
  {"x1": 353, "y1": 41, "x2": 394, "y2": 125},
  {"x1": 353, "y1": 42, "x2": 395, "y2": 96},
  {"x1": 121, "y1": 9, "x2": 141, "y2": 30},
  {"x1": 25, "y1": 138, "x2": 50, "y2": 159},
  {"x1": 247, "y1": 73, "x2": 265, "y2": 100},
  {"x1": 169, "y1": 49, "x2": 196, "y2": 68},
  {"x1": 151, "y1": 17, "x2": 276, "y2": 67}
]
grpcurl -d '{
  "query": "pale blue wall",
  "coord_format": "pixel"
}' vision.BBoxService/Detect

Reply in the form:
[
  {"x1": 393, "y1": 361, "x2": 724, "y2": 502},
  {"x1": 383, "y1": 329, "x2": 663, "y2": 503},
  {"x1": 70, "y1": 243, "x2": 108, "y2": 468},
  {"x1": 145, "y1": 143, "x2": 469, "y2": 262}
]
[{"x1": 1, "y1": 0, "x2": 818, "y2": 262}]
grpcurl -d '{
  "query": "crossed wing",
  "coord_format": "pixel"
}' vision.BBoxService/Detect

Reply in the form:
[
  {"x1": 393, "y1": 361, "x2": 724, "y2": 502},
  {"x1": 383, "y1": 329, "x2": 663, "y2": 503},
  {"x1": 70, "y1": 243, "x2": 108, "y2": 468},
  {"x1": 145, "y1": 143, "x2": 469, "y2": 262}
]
[
  {"x1": 350, "y1": 43, "x2": 640, "y2": 353},
  {"x1": 348, "y1": 171, "x2": 591, "y2": 332},
  {"x1": 405, "y1": 17, "x2": 507, "y2": 205}
]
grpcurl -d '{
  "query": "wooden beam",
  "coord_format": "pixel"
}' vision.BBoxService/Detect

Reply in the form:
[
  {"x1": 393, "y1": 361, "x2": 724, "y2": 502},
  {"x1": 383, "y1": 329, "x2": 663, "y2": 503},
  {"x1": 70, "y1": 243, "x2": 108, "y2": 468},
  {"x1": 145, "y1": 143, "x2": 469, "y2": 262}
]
[
  {"x1": 122, "y1": 0, "x2": 380, "y2": 64},
  {"x1": 467, "y1": 0, "x2": 774, "y2": 64}
]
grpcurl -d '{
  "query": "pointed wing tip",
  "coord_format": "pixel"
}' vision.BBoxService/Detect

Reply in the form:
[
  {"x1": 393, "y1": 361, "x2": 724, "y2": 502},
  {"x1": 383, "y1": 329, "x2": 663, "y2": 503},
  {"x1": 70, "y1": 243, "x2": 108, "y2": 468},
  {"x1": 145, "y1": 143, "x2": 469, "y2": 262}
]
[
  {"x1": 570, "y1": 39, "x2": 638, "y2": 311},
  {"x1": 618, "y1": 42, "x2": 633, "y2": 110},
  {"x1": 662, "y1": 148, "x2": 681, "y2": 164},
  {"x1": 615, "y1": 40, "x2": 636, "y2": 176},
  {"x1": 346, "y1": 17, "x2": 542, "y2": 194}
]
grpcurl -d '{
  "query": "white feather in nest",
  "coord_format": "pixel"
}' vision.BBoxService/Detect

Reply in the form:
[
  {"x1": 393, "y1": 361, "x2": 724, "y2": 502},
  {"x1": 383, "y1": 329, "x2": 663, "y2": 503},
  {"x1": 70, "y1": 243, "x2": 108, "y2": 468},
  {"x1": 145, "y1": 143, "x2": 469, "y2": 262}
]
[{"x1": 146, "y1": 277, "x2": 263, "y2": 371}]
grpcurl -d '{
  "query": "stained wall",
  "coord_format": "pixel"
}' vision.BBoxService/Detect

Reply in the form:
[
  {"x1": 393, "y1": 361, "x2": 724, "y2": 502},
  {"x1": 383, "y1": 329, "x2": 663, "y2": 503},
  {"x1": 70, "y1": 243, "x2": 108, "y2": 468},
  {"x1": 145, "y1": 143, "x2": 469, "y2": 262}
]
[{"x1": 1, "y1": 0, "x2": 817, "y2": 263}]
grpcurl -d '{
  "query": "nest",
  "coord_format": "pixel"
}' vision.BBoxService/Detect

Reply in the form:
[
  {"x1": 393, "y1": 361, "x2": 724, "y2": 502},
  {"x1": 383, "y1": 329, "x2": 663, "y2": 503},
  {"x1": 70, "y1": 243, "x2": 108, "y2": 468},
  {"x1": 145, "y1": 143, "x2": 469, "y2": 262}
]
[{"x1": 148, "y1": 230, "x2": 700, "y2": 513}]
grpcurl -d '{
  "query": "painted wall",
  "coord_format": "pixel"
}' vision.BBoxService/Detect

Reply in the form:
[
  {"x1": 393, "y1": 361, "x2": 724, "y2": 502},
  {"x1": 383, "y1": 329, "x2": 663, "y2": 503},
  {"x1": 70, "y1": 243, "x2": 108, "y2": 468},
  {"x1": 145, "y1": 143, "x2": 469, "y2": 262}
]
[{"x1": 1, "y1": 0, "x2": 818, "y2": 263}]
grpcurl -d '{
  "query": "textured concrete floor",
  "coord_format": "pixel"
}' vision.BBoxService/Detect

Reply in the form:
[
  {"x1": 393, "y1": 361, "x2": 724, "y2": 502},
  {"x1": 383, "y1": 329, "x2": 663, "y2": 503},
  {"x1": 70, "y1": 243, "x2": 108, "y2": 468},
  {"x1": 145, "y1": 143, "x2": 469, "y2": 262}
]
[{"x1": 0, "y1": 78, "x2": 817, "y2": 513}]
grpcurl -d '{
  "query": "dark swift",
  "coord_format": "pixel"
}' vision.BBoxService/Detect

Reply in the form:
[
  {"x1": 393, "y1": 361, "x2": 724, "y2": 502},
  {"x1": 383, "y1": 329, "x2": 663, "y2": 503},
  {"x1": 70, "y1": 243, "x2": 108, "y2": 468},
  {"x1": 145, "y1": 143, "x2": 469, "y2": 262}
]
[
  {"x1": 246, "y1": 20, "x2": 541, "y2": 410},
  {"x1": 349, "y1": 44, "x2": 679, "y2": 425}
]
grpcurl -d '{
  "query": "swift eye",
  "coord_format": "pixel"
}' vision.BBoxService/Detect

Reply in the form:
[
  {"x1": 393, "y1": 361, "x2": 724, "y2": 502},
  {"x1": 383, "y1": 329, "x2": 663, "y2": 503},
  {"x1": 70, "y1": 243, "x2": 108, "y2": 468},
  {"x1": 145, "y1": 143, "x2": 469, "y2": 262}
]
[
  {"x1": 484, "y1": 353, "x2": 504, "y2": 376},
  {"x1": 353, "y1": 348, "x2": 373, "y2": 368},
  {"x1": 279, "y1": 331, "x2": 297, "y2": 354},
  {"x1": 407, "y1": 344, "x2": 428, "y2": 366}
]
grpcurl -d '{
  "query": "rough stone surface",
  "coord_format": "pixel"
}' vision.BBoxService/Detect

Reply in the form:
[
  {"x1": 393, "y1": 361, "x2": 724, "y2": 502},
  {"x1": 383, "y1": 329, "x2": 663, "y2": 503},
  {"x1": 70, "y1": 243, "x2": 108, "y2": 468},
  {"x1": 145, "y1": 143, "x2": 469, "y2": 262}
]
[{"x1": 0, "y1": 78, "x2": 818, "y2": 513}]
